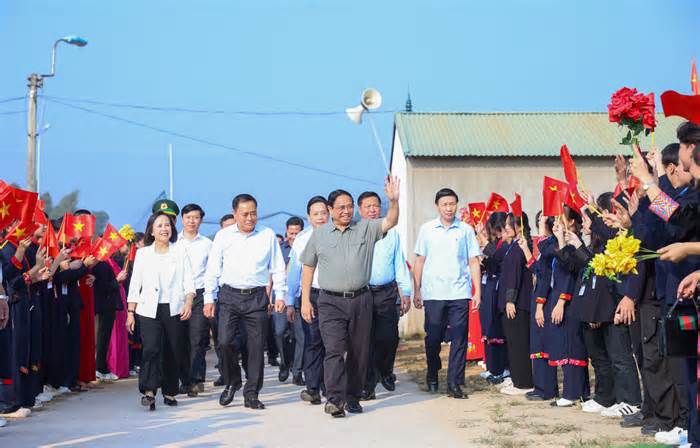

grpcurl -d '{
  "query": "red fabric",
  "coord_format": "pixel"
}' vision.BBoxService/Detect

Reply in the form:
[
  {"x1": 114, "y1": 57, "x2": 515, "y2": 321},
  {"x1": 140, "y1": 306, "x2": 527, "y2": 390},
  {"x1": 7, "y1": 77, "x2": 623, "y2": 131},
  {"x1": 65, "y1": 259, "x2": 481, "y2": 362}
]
[
  {"x1": 693, "y1": 59, "x2": 699, "y2": 96},
  {"x1": 78, "y1": 276, "x2": 96, "y2": 383},
  {"x1": 543, "y1": 177, "x2": 568, "y2": 216},
  {"x1": 485, "y1": 193, "x2": 509, "y2": 214},
  {"x1": 63, "y1": 213, "x2": 96, "y2": 241},
  {"x1": 560, "y1": 144, "x2": 578, "y2": 185},
  {"x1": 510, "y1": 193, "x2": 522, "y2": 217},
  {"x1": 466, "y1": 283, "x2": 485, "y2": 361},
  {"x1": 468, "y1": 202, "x2": 487, "y2": 225},
  {"x1": 127, "y1": 243, "x2": 137, "y2": 262},
  {"x1": 661, "y1": 90, "x2": 700, "y2": 125},
  {"x1": 33, "y1": 200, "x2": 48, "y2": 227},
  {"x1": 43, "y1": 223, "x2": 59, "y2": 258}
]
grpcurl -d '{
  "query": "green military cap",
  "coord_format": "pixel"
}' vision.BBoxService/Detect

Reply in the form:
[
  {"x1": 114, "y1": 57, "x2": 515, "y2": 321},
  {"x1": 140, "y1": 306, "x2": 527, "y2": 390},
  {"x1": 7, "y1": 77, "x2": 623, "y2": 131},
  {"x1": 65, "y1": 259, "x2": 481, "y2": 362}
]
[{"x1": 152, "y1": 199, "x2": 180, "y2": 216}]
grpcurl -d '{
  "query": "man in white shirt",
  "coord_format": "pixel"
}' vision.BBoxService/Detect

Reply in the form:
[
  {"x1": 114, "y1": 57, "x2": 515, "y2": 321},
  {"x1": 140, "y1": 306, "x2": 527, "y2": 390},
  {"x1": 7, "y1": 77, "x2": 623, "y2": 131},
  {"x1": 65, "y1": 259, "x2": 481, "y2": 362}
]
[
  {"x1": 204, "y1": 194, "x2": 287, "y2": 410},
  {"x1": 287, "y1": 196, "x2": 329, "y2": 405},
  {"x1": 177, "y1": 204, "x2": 213, "y2": 397}
]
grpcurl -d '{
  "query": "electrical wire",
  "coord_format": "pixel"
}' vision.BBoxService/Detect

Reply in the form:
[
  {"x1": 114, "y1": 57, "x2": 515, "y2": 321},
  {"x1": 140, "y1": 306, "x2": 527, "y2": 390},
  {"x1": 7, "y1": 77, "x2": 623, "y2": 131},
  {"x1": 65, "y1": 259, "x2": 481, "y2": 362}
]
[
  {"x1": 45, "y1": 97, "x2": 382, "y2": 187},
  {"x1": 0, "y1": 110, "x2": 25, "y2": 115},
  {"x1": 44, "y1": 95, "x2": 397, "y2": 117},
  {"x1": 0, "y1": 96, "x2": 25, "y2": 105}
]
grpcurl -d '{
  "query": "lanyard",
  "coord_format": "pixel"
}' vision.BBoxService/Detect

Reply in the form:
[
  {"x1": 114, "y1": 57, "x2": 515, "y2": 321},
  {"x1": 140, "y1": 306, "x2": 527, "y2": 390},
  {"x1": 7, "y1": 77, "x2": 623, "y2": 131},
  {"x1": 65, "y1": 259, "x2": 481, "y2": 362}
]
[{"x1": 550, "y1": 258, "x2": 556, "y2": 289}]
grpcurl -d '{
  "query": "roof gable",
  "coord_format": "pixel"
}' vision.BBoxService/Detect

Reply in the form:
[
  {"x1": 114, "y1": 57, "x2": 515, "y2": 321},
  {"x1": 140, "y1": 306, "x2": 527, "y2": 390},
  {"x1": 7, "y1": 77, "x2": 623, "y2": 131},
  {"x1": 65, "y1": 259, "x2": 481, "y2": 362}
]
[{"x1": 394, "y1": 112, "x2": 683, "y2": 157}]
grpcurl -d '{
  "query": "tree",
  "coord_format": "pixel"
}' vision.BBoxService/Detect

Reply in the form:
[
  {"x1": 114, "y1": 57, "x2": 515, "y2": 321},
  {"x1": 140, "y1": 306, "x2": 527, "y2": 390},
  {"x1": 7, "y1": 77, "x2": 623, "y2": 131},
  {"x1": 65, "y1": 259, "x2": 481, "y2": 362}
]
[{"x1": 41, "y1": 190, "x2": 110, "y2": 234}]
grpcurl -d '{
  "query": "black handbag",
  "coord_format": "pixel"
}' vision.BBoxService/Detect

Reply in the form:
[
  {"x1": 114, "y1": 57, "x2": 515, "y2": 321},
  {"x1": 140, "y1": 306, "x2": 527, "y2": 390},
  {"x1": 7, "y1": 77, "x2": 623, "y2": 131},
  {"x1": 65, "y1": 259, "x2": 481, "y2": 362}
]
[{"x1": 659, "y1": 298, "x2": 698, "y2": 358}]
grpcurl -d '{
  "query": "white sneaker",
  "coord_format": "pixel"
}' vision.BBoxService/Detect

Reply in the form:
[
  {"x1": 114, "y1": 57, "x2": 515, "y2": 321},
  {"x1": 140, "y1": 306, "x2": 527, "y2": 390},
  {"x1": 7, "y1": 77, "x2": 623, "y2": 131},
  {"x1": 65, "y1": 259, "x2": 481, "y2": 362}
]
[
  {"x1": 477, "y1": 360, "x2": 486, "y2": 370},
  {"x1": 581, "y1": 399, "x2": 606, "y2": 413},
  {"x1": 601, "y1": 402, "x2": 639, "y2": 418},
  {"x1": 44, "y1": 385, "x2": 58, "y2": 395},
  {"x1": 501, "y1": 369, "x2": 511, "y2": 378},
  {"x1": 498, "y1": 377, "x2": 514, "y2": 391},
  {"x1": 56, "y1": 386, "x2": 70, "y2": 395},
  {"x1": 0, "y1": 408, "x2": 31, "y2": 419},
  {"x1": 35, "y1": 392, "x2": 53, "y2": 403},
  {"x1": 500, "y1": 386, "x2": 533, "y2": 396},
  {"x1": 554, "y1": 398, "x2": 576, "y2": 407},
  {"x1": 95, "y1": 371, "x2": 105, "y2": 380},
  {"x1": 655, "y1": 427, "x2": 686, "y2": 445},
  {"x1": 0, "y1": 417, "x2": 6, "y2": 427},
  {"x1": 32, "y1": 402, "x2": 43, "y2": 411},
  {"x1": 105, "y1": 372, "x2": 118, "y2": 381},
  {"x1": 479, "y1": 370, "x2": 493, "y2": 379}
]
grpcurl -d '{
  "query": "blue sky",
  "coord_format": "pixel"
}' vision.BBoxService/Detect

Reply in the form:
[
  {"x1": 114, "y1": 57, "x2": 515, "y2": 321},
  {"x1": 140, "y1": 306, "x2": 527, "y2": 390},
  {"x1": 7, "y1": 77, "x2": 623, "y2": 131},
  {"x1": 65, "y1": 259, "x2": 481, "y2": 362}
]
[{"x1": 0, "y1": 0, "x2": 697, "y2": 235}]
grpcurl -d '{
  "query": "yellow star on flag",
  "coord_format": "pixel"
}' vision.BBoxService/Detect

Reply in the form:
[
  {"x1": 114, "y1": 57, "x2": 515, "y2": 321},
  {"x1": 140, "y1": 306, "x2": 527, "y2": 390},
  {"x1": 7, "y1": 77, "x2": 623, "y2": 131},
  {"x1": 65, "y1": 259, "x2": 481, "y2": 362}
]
[
  {"x1": 73, "y1": 222, "x2": 85, "y2": 233},
  {"x1": 0, "y1": 201, "x2": 10, "y2": 220},
  {"x1": 109, "y1": 231, "x2": 119, "y2": 241},
  {"x1": 549, "y1": 186, "x2": 558, "y2": 192},
  {"x1": 471, "y1": 209, "x2": 481, "y2": 218},
  {"x1": 492, "y1": 201, "x2": 500, "y2": 209},
  {"x1": 98, "y1": 246, "x2": 109, "y2": 258},
  {"x1": 12, "y1": 226, "x2": 26, "y2": 239}
]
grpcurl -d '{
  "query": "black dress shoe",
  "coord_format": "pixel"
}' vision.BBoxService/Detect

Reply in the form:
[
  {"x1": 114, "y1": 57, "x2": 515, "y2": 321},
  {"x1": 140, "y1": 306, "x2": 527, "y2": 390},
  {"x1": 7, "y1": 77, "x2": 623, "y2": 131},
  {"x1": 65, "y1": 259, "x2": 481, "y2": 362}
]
[
  {"x1": 163, "y1": 396, "x2": 178, "y2": 406},
  {"x1": 292, "y1": 373, "x2": 305, "y2": 386},
  {"x1": 346, "y1": 401, "x2": 363, "y2": 414},
  {"x1": 187, "y1": 385, "x2": 199, "y2": 398},
  {"x1": 278, "y1": 366, "x2": 290, "y2": 383},
  {"x1": 447, "y1": 384, "x2": 468, "y2": 399},
  {"x1": 640, "y1": 424, "x2": 661, "y2": 436},
  {"x1": 426, "y1": 375, "x2": 439, "y2": 393},
  {"x1": 525, "y1": 391, "x2": 547, "y2": 401},
  {"x1": 324, "y1": 401, "x2": 345, "y2": 418},
  {"x1": 300, "y1": 389, "x2": 322, "y2": 405},
  {"x1": 620, "y1": 411, "x2": 644, "y2": 428},
  {"x1": 179, "y1": 384, "x2": 189, "y2": 395},
  {"x1": 381, "y1": 373, "x2": 396, "y2": 392},
  {"x1": 244, "y1": 397, "x2": 265, "y2": 410},
  {"x1": 197, "y1": 383, "x2": 205, "y2": 393},
  {"x1": 213, "y1": 377, "x2": 225, "y2": 387},
  {"x1": 219, "y1": 386, "x2": 236, "y2": 407},
  {"x1": 360, "y1": 389, "x2": 376, "y2": 401}
]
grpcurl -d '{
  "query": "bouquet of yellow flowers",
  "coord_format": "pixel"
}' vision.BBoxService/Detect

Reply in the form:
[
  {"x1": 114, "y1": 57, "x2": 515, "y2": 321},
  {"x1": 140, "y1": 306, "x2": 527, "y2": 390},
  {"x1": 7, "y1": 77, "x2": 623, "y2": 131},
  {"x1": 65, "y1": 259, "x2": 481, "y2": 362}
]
[
  {"x1": 119, "y1": 224, "x2": 136, "y2": 242},
  {"x1": 584, "y1": 230, "x2": 658, "y2": 282}
]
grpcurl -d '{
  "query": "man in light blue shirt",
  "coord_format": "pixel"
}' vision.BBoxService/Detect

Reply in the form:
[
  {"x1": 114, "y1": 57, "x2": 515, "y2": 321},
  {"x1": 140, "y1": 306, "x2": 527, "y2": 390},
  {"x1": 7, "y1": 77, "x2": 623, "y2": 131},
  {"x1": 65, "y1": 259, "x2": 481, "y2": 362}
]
[
  {"x1": 357, "y1": 191, "x2": 412, "y2": 400},
  {"x1": 413, "y1": 188, "x2": 482, "y2": 400}
]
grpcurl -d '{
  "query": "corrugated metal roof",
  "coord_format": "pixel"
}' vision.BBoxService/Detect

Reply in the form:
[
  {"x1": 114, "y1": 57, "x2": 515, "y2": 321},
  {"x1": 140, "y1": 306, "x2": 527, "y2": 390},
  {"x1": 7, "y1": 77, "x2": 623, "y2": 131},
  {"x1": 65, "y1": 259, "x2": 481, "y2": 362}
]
[{"x1": 394, "y1": 112, "x2": 683, "y2": 157}]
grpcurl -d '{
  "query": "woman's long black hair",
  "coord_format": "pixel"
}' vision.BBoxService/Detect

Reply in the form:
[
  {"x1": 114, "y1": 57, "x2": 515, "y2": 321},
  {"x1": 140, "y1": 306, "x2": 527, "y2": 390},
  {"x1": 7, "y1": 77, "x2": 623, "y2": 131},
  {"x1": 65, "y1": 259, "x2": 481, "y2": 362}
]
[{"x1": 143, "y1": 211, "x2": 178, "y2": 246}]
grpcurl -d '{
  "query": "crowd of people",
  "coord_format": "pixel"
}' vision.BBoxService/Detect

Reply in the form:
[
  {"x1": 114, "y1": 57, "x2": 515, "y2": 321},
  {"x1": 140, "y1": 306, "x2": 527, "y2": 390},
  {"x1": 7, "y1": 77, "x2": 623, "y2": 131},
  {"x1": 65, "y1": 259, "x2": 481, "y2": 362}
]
[{"x1": 1, "y1": 119, "x2": 700, "y2": 446}]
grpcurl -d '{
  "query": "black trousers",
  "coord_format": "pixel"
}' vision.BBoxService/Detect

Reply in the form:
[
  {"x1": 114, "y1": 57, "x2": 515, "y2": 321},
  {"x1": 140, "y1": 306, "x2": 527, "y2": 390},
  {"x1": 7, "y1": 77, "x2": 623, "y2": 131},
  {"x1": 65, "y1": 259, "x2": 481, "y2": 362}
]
[
  {"x1": 583, "y1": 322, "x2": 642, "y2": 408},
  {"x1": 502, "y1": 309, "x2": 533, "y2": 389},
  {"x1": 365, "y1": 284, "x2": 400, "y2": 392},
  {"x1": 138, "y1": 304, "x2": 184, "y2": 397},
  {"x1": 640, "y1": 301, "x2": 689, "y2": 430},
  {"x1": 95, "y1": 307, "x2": 116, "y2": 374},
  {"x1": 424, "y1": 299, "x2": 469, "y2": 386},
  {"x1": 188, "y1": 290, "x2": 212, "y2": 384},
  {"x1": 65, "y1": 306, "x2": 81, "y2": 388},
  {"x1": 217, "y1": 286, "x2": 268, "y2": 398},
  {"x1": 318, "y1": 290, "x2": 373, "y2": 407},
  {"x1": 302, "y1": 289, "x2": 324, "y2": 392}
]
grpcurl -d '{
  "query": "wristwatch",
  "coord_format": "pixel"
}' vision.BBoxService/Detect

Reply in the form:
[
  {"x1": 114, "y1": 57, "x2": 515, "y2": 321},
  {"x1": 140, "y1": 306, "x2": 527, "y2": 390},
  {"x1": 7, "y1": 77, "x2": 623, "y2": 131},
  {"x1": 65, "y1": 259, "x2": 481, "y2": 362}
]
[{"x1": 642, "y1": 181, "x2": 654, "y2": 191}]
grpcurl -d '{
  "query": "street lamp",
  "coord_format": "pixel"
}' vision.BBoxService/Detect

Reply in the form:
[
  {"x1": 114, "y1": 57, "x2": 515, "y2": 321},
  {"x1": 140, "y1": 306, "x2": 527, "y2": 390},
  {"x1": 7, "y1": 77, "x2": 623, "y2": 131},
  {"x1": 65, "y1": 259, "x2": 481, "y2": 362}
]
[{"x1": 26, "y1": 35, "x2": 88, "y2": 192}]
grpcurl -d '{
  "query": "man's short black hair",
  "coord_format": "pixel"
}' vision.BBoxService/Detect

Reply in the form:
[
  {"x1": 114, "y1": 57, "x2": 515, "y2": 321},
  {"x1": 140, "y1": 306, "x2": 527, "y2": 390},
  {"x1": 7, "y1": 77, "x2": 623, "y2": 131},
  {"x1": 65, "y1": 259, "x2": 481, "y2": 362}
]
[
  {"x1": 286, "y1": 216, "x2": 304, "y2": 230},
  {"x1": 232, "y1": 194, "x2": 257, "y2": 211},
  {"x1": 327, "y1": 189, "x2": 353, "y2": 207},
  {"x1": 358, "y1": 191, "x2": 381, "y2": 207},
  {"x1": 434, "y1": 188, "x2": 458, "y2": 204},
  {"x1": 677, "y1": 121, "x2": 700, "y2": 146},
  {"x1": 306, "y1": 196, "x2": 328, "y2": 214},
  {"x1": 181, "y1": 203, "x2": 205, "y2": 219},
  {"x1": 661, "y1": 143, "x2": 681, "y2": 167},
  {"x1": 74, "y1": 209, "x2": 91, "y2": 216},
  {"x1": 219, "y1": 214, "x2": 234, "y2": 226}
]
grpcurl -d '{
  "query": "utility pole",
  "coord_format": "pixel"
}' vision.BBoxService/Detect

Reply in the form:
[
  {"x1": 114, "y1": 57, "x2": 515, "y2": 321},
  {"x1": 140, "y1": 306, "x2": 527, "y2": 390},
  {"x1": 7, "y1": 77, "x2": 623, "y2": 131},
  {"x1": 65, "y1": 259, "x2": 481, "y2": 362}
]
[
  {"x1": 26, "y1": 74, "x2": 42, "y2": 192},
  {"x1": 25, "y1": 36, "x2": 87, "y2": 192}
]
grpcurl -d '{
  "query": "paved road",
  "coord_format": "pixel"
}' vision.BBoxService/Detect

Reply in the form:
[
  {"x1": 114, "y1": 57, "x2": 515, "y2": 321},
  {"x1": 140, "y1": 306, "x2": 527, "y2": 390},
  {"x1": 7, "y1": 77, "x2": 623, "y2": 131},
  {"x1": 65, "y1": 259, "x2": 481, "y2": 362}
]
[{"x1": 1, "y1": 362, "x2": 467, "y2": 448}]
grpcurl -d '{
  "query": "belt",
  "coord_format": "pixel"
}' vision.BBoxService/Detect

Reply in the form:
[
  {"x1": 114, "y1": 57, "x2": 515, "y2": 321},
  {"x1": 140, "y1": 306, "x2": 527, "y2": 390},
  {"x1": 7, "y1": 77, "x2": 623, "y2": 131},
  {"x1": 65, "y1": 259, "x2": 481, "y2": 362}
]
[
  {"x1": 311, "y1": 287, "x2": 321, "y2": 294},
  {"x1": 222, "y1": 285, "x2": 264, "y2": 295},
  {"x1": 321, "y1": 286, "x2": 369, "y2": 299},
  {"x1": 369, "y1": 282, "x2": 396, "y2": 293}
]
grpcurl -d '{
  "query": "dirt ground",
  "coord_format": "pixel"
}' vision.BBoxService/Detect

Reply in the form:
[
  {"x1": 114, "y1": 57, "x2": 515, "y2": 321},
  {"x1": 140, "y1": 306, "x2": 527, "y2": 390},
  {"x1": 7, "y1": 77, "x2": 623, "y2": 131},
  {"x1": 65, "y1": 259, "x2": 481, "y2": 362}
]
[{"x1": 394, "y1": 338, "x2": 665, "y2": 448}]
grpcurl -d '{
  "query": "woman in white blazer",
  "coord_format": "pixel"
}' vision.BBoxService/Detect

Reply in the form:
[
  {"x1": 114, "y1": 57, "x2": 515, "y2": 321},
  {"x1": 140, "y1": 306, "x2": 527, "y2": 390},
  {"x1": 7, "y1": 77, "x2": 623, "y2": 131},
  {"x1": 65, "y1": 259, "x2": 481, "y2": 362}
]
[{"x1": 126, "y1": 211, "x2": 195, "y2": 411}]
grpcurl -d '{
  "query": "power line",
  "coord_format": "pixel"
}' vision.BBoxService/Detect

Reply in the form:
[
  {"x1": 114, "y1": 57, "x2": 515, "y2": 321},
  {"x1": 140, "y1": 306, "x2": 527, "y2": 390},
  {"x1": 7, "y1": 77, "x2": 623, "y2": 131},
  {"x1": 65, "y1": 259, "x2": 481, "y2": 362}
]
[
  {"x1": 44, "y1": 95, "x2": 398, "y2": 117},
  {"x1": 45, "y1": 97, "x2": 382, "y2": 187},
  {"x1": 0, "y1": 110, "x2": 25, "y2": 115},
  {"x1": 0, "y1": 96, "x2": 25, "y2": 105}
]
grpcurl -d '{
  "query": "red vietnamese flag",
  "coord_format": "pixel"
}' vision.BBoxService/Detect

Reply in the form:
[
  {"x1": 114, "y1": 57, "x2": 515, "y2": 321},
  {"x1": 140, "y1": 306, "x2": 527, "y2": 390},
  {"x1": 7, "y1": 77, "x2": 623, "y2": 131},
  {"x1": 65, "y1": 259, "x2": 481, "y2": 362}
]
[
  {"x1": 43, "y1": 222, "x2": 59, "y2": 258},
  {"x1": 560, "y1": 144, "x2": 579, "y2": 186},
  {"x1": 127, "y1": 242, "x2": 137, "y2": 262},
  {"x1": 661, "y1": 90, "x2": 700, "y2": 125},
  {"x1": 102, "y1": 223, "x2": 128, "y2": 251},
  {"x1": 693, "y1": 58, "x2": 699, "y2": 95},
  {"x1": 543, "y1": 176, "x2": 568, "y2": 217},
  {"x1": 33, "y1": 199, "x2": 48, "y2": 227},
  {"x1": 486, "y1": 193, "x2": 509, "y2": 214},
  {"x1": 0, "y1": 188, "x2": 16, "y2": 233},
  {"x1": 627, "y1": 175, "x2": 641, "y2": 195},
  {"x1": 468, "y1": 202, "x2": 487, "y2": 224},
  {"x1": 5, "y1": 188, "x2": 39, "y2": 244},
  {"x1": 71, "y1": 238, "x2": 93, "y2": 259},
  {"x1": 91, "y1": 237, "x2": 117, "y2": 261},
  {"x1": 510, "y1": 193, "x2": 523, "y2": 217},
  {"x1": 63, "y1": 213, "x2": 96, "y2": 240}
]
